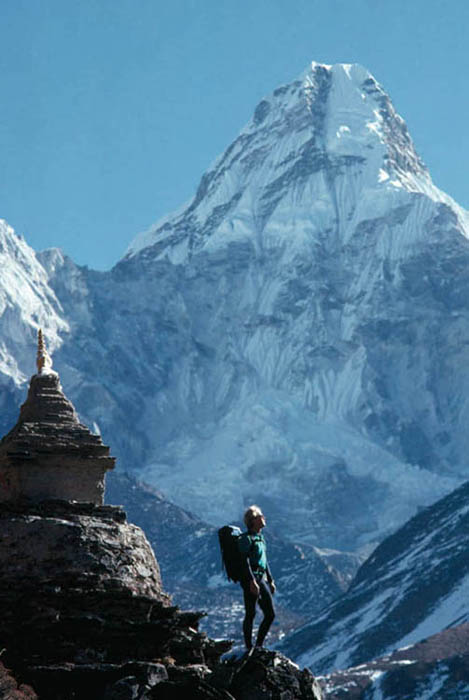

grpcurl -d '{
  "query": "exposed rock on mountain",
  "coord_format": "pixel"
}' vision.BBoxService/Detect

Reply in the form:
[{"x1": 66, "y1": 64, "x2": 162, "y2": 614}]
[{"x1": 278, "y1": 477, "x2": 469, "y2": 674}]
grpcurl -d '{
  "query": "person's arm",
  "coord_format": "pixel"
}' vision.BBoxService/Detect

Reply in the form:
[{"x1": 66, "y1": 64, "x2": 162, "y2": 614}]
[
  {"x1": 238, "y1": 534, "x2": 260, "y2": 596},
  {"x1": 266, "y1": 563, "x2": 276, "y2": 594}
]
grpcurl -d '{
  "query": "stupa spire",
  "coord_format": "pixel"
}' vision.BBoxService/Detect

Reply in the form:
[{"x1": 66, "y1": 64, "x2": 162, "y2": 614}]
[
  {"x1": 0, "y1": 333, "x2": 115, "y2": 504},
  {"x1": 36, "y1": 328, "x2": 54, "y2": 374}
]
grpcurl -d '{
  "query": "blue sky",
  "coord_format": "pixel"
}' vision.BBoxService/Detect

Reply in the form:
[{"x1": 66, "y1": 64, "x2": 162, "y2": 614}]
[{"x1": 1, "y1": 0, "x2": 468, "y2": 269}]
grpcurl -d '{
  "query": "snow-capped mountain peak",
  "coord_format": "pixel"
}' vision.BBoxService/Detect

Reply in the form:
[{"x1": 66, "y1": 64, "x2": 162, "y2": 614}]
[
  {"x1": 125, "y1": 62, "x2": 434, "y2": 262},
  {"x1": 0, "y1": 220, "x2": 68, "y2": 387}
]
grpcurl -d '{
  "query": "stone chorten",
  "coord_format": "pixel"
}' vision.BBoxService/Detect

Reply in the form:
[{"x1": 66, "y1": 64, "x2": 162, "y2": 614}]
[
  {"x1": 0, "y1": 330, "x2": 115, "y2": 504},
  {"x1": 0, "y1": 331, "x2": 230, "y2": 698}
]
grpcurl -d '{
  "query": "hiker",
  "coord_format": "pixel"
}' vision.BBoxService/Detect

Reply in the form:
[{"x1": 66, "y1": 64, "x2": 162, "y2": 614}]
[{"x1": 238, "y1": 505, "x2": 276, "y2": 650}]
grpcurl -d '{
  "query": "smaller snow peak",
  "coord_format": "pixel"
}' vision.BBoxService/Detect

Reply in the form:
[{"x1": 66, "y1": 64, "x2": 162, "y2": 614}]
[
  {"x1": 0, "y1": 219, "x2": 15, "y2": 237},
  {"x1": 37, "y1": 248, "x2": 67, "y2": 276},
  {"x1": 0, "y1": 219, "x2": 25, "y2": 256},
  {"x1": 0, "y1": 220, "x2": 27, "y2": 248}
]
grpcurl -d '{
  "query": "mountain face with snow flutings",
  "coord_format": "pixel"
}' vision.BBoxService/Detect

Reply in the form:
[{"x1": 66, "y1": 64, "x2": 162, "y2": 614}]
[
  {"x1": 2, "y1": 62, "x2": 469, "y2": 554},
  {"x1": 125, "y1": 62, "x2": 430, "y2": 263},
  {"x1": 278, "y1": 477, "x2": 469, "y2": 674}
]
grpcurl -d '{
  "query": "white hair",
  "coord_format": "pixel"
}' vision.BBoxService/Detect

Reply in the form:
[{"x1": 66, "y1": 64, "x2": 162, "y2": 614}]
[{"x1": 243, "y1": 504, "x2": 263, "y2": 529}]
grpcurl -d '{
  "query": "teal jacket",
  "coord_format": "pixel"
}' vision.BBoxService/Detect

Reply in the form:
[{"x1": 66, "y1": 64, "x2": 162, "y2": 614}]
[{"x1": 238, "y1": 531, "x2": 272, "y2": 582}]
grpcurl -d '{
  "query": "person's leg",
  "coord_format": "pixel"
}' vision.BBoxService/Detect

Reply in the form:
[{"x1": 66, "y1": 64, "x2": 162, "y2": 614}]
[
  {"x1": 242, "y1": 582, "x2": 257, "y2": 650},
  {"x1": 255, "y1": 579, "x2": 275, "y2": 648}
]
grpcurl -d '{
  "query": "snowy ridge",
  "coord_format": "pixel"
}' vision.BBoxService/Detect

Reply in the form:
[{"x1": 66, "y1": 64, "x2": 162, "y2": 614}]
[
  {"x1": 0, "y1": 220, "x2": 68, "y2": 385},
  {"x1": 320, "y1": 621, "x2": 469, "y2": 698},
  {"x1": 279, "y1": 478, "x2": 469, "y2": 674}
]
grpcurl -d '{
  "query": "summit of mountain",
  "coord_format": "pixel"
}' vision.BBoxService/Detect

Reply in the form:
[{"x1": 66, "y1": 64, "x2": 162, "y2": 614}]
[{"x1": 124, "y1": 62, "x2": 464, "y2": 264}]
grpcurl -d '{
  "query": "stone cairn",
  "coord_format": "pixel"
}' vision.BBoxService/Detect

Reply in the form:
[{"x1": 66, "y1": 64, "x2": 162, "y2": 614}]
[{"x1": 0, "y1": 331, "x2": 322, "y2": 700}]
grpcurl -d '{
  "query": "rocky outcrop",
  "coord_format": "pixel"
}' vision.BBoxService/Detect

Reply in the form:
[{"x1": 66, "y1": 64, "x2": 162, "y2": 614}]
[
  {"x1": 0, "y1": 499, "x2": 165, "y2": 602},
  {"x1": 98, "y1": 649, "x2": 323, "y2": 700},
  {"x1": 0, "y1": 481, "x2": 323, "y2": 699},
  {"x1": 220, "y1": 649, "x2": 323, "y2": 700},
  {"x1": 0, "y1": 498, "x2": 231, "y2": 699}
]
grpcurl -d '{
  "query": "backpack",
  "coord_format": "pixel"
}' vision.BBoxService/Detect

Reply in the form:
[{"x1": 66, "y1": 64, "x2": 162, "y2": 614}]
[{"x1": 218, "y1": 525, "x2": 251, "y2": 583}]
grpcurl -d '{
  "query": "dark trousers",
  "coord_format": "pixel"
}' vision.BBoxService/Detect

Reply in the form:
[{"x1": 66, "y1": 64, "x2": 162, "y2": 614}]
[{"x1": 241, "y1": 577, "x2": 275, "y2": 649}]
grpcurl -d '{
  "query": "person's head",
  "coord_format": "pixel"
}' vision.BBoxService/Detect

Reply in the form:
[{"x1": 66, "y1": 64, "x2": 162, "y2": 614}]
[{"x1": 244, "y1": 504, "x2": 266, "y2": 532}]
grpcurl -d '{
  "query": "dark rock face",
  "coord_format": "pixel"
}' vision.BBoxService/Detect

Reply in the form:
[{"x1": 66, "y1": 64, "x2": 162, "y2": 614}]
[
  {"x1": 0, "y1": 661, "x2": 37, "y2": 700},
  {"x1": 220, "y1": 650, "x2": 323, "y2": 700},
  {"x1": 0, "y1": 499, "x2": 165, "y2": 600},
  {"x1": 0, "y1": 499, "x2": 231, "y2": 699},
  {"x1": 139, "y1": 650, "x2": 322, "y2": 700}
]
